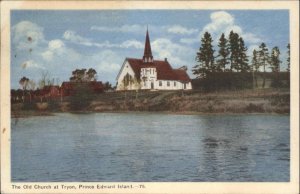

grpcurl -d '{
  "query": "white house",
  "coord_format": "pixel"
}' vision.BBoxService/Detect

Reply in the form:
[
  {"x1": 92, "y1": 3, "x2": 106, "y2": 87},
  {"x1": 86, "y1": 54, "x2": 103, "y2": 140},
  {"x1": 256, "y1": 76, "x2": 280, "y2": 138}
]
[{"x1": 116, "y1": 30, "x2": 192, "y2": 91}]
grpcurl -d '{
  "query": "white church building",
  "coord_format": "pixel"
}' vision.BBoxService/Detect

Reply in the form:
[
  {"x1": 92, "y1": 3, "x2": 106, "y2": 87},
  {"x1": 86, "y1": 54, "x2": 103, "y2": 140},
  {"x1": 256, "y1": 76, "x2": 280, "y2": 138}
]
[{"x1": 116, "y1": 30, "x2": 192, "y2": 91}]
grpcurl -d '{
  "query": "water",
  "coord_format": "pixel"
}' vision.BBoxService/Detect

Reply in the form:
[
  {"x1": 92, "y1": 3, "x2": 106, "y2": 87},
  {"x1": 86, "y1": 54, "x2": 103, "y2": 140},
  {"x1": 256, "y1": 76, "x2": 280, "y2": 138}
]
[{"x1": 11, "y1": 113, "x2": 289, "y2": 182}]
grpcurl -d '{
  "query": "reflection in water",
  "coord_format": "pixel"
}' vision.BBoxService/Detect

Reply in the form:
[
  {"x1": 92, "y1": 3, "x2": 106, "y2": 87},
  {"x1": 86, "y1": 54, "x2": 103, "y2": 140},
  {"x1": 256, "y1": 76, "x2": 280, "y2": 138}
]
[{"x1": 12, "y1": 113, "x2": 289, "y2": 182}]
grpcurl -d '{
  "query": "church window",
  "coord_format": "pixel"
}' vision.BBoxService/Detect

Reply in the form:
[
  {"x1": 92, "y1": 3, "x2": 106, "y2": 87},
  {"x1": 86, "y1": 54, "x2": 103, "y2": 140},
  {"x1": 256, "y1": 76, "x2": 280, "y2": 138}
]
[
  {"x1": 159, "y1": 81, "x2": 162, "y2": 86},
  {"x1": 174, "y1": 82, "x2": 176, "y2": 86},
  {"x1": 167, "y1": 81, "x2": 170, "y2": 87},
  {"x1": 144, "y1": 81, "x2": 147, "y2": 87}
]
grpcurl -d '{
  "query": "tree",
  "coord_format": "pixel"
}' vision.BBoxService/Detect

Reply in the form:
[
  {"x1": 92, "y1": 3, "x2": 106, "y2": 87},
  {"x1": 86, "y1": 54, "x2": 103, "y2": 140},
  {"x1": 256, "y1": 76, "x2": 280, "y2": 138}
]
[
  {"x1": 270, "y1": 47, "x2": 281, "y2": 72},
  {"x1": 70, "y1": 69, "x2": 86, "y2": 82},
  {"x1": 228, "y1": 31, "x2": 240, "y2": 71},
  {"x1": 270, "y1": 47, "x2": 282, "y2": 88},
  {"x1": 251, "y1": 49, "x2": 259, "y2": 87},
  {"x1": 216, "y1": 33, "x2": 229, "y2": 72},
  {"x1": 69, "y1": 83, "x2": 94, "y2": 111},
  {"x1": 258, "y1": 43, "x2": 270, "y2": 88},
  {"x1": 70, "y1": 68, "x2": 97, "y2": 82},
  {"x1": 103, "y1": 82, "x2": 113, "y2": 91},
  {"x1": 192, "y1": 32, "x2": 215, "y2": 78},
  {"x1": 238, "y1": 37, "x2": 249, "y2": 72},
  {"x1": 27, "y1": 80, "x2": 36, "y2": 103},
  {"x1": 120, "y1": 73, "x2": 134, "y2": 103},
  {"x1": 38, "y1": 71, "x2": 48, "y2": 89},
  {"x1": 38, "y1": 70, "x2": 54, "y2": 89},
  {"x1": 86, "y1": 68, "x2": 97, "y2": 81},
  {"x1": 122, "y1": 73, "x2": 134, "y2": 90},
  {"x1": 286, "y1": 43, "x2": 290, "y2": 72},
  {"x1": 19, "y1": 76, "x2": 29, "y2": 102},
  {"x1": 252, "y1": 49, "x2": 260, "y2": 72}
]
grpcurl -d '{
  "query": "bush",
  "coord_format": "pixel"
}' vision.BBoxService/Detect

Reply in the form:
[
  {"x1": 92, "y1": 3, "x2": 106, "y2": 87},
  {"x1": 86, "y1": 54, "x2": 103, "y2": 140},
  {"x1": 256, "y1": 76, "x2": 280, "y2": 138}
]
[
  {"x1": 192, "y1": 72, "x2": 253, "y2": 92},
  {"x1": 69, "y1": 83, "x2": 95, "y2": 111}
]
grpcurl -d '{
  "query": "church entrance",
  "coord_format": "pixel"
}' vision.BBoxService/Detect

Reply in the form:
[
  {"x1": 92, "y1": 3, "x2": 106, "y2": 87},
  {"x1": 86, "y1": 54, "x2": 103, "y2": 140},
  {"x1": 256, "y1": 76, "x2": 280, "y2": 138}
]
[{"x1": 151, "y1": 82, "x2": 154, "y2": 89}]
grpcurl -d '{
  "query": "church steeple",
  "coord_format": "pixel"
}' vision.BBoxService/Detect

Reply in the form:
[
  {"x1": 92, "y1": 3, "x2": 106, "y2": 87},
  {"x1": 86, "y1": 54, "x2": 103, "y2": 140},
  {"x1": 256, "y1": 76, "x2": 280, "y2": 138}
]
[{"x1": 143, "y1": 28, "x2": 153, "y2": 63}]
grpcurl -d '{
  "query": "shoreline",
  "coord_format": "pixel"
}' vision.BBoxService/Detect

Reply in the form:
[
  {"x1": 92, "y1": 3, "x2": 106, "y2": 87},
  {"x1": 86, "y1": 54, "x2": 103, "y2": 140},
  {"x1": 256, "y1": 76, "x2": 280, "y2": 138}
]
[{"x1": 11, "y1": 109, "x2": 290, "y2": 118}]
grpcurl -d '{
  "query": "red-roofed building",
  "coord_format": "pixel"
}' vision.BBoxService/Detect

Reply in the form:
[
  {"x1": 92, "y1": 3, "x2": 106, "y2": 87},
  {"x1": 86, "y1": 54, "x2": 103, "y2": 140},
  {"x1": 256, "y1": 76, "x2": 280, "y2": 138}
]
[{"x1": 116, "y1": 29, "x2": 192, "y2": 91}]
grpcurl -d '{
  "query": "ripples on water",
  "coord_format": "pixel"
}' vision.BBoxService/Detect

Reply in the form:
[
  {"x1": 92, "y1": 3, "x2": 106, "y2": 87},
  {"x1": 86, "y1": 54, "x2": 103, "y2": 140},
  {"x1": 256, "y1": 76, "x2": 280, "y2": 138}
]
[{"x1": 11, "y1": 113, "x2": 289, "y2": 182}]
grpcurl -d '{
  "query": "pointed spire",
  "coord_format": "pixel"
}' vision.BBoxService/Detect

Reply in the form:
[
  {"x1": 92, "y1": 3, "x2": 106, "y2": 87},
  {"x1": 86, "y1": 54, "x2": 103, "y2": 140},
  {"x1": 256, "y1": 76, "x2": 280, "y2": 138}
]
[{"x1": 143, "y1": 28, "x2": 153, "y2": 63}]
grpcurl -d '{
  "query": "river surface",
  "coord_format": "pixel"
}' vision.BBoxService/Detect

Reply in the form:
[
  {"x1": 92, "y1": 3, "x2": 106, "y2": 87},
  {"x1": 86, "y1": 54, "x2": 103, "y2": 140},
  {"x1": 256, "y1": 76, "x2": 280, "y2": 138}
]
[{"x1": 11, "y1": 113, "x2": 289, "y2": 182}]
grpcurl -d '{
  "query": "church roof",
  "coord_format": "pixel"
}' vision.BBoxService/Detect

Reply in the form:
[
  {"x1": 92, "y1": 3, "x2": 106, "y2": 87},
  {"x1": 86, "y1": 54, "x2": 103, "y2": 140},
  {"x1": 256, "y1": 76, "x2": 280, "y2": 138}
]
[{"x1": 126, "y1": 58, "x2": 191, "y2": 82}]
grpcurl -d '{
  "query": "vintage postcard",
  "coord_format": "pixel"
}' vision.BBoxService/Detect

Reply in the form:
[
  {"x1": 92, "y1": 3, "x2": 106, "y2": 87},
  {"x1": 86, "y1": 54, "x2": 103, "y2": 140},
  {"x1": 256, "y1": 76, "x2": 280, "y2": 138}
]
[{"x1": 1, "y1": 1, "x2": 299, "y2": 194}]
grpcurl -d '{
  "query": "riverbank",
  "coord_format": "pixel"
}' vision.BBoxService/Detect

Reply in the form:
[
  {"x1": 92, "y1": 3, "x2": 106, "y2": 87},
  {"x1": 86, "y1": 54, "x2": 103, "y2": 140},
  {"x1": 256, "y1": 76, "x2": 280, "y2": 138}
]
[{"x1": 11, "y1": 88, "x2": 290, "y2": 117}]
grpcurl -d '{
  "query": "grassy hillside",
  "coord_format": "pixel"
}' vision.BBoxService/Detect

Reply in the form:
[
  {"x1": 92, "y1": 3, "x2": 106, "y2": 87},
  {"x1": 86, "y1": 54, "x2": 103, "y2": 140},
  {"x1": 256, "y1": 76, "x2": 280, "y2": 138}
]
[{"x1": 87, "y1": 88, "x2": 289, "y2": 114}]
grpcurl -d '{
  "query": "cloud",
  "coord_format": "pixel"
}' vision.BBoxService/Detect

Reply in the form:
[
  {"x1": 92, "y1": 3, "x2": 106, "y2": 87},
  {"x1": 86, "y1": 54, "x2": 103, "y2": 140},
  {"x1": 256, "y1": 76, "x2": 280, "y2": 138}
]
[
  {"x1": 152, "y1": 38, "x2": 195, "y2": 66},
  {"x1": 49, "y1": 39, "x2": 65, "y2": 50},
  {"x1": 120, "y1": 40, "x2": 144, "y2": 49},
  {"x1": 93, "y1": 39, "x2": 143, "y2": 49},
  {"x1": 206, "y1": 11, "x2": 235, "y2": 31},
  {"x1": 63, "y1": 30, "x2": 90, "y2": 43},
  {"x1": 90, "y1": 50, "x2": 121, "y2": 73},
  {"x1": 42, "y1": 39, "x2": 81, "y2": 62},
  {"x1": 63, "y1": 30, "x2": 143, "y2": 49},
  {"x1": 12, "y1": 20, "x2": 46, "y2": 50},
  {"x1": 91, "y1": 24, "x2": 145, "y2": 34},
  {"x1": 20, "y1": 60, "x2": 45, "y2": 69},
  {"x1": 180, "y1": 11, "x2": 262, "y2": 45},
  {"x1": 167, "y1": 25, "x2": 198, "y2": 35},
  {"x1": 243, "y1": 33, "x2": 262, "y2": 44},
  {"x1": 91, "y1": 24, "x2": 198, "y2": 36}
]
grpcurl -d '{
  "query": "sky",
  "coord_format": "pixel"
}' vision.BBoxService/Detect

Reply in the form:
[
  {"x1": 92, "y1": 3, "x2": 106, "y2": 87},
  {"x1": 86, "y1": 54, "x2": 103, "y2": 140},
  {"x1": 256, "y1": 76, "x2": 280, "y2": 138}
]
[{"x1": 11, "y1": 10, "x2": 289, "y2": 89}]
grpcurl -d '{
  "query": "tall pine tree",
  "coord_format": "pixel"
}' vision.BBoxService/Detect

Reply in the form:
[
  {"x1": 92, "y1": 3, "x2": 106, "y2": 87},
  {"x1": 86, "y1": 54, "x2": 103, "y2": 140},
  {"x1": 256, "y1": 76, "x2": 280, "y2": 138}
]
[
  {"x1": 228, "y1": 31, "x2": 240, "y2": 71},
  {"x1": 193, "y1": 32, "x2": 215, "y2": 78},
  {"x1": 251, "y1": 49, "x2": 259, "y2": 87},
  {"x1": 258, "y1": 43, "x2": 269, "y2": 88},
  {"x1": 286, "y1": 43, "x2": 290, "y2": 72},
  {"x1": 270, "y1": 46, "x2": 282, "y2": 88},
  {"x1": 216, "y1": 33, "x2": 229, "y2": 72},
  {"x1": 270, "y1": 47, "x2": 281, "y2": 72},
  {"x1": 238, "y1": 37, "x2": 249, "y2": 72}
]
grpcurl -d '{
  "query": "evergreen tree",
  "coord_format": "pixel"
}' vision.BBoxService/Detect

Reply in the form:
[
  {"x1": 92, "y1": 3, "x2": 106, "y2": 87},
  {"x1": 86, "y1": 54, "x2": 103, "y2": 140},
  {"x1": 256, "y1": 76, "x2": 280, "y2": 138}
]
[
  {"x1": 193, "y1": 32, "x2": 215, "y2": 78},
  {"x1": 258, "y1": 43, "x2": 270, "y2": 88},
  {"x1": 252, "y1": 49, "x2": 259, "y2": 72},
  {"x1": 251, "y1": 49, "x2": 259, "y2": 87},
  {"x1": 216, "y1": 33, "x2": 229, "y2": 72},
  {"x1": 270, "y1": 47, "x2": 281, "y2": 72},
  {"x1": 286, "y1": 43, "x2": 290, "y2": 72},
  {"x1": 238, "y1": 37, "x2": 249, "y2": 72},
  {"x1": 228, "y1": 31, "x2": 240, "y2": 71},
  {"x1": 270, "y1": 46, "x2": 282, "y2": 88}
]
